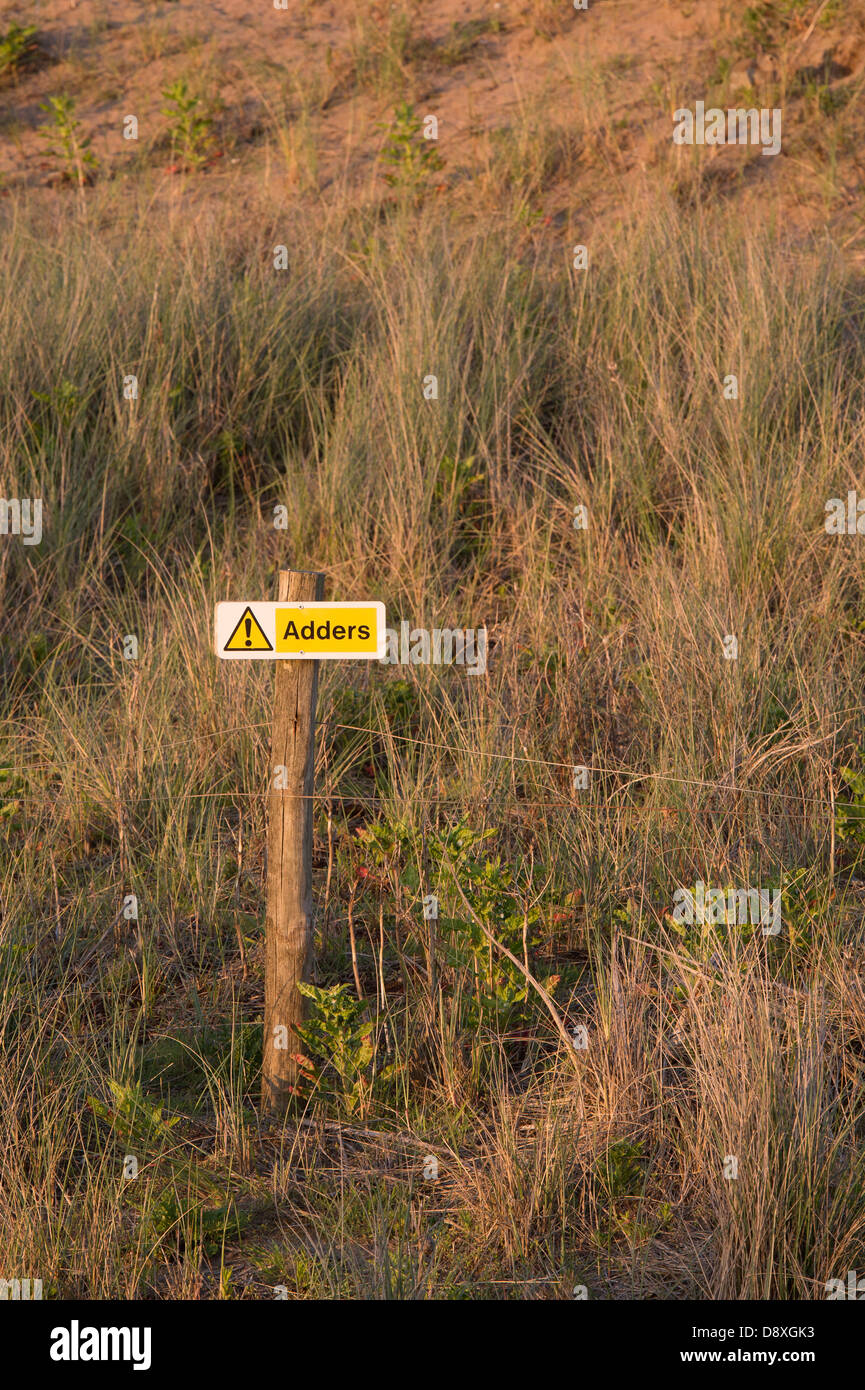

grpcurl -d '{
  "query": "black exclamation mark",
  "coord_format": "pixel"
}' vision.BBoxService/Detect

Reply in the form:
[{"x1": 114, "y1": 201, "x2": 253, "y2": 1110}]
[{"x1": 244, "y1": 616, "x2": 252, "y2": 647}]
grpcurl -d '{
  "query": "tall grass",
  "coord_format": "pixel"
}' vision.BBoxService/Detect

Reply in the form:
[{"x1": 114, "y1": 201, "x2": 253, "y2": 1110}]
[{"x1": 1, "y1": 181, "x2": 864, "y2": 1297}]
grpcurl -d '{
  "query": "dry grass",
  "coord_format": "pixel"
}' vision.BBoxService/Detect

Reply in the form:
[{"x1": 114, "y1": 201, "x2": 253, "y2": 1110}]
[{"x1": 1, "y1": 1, "x2": 865, "y2": 1303}]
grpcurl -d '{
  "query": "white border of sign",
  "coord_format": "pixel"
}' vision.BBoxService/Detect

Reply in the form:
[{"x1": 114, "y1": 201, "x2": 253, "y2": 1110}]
[{"x1": 214, "y1": 601, "x2": 386, "y2": 660}]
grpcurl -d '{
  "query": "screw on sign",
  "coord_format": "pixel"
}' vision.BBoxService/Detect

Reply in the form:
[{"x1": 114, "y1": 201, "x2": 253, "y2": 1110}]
[{"x1": 214, "y1": 573, "x2": 385, "y2": 1111}]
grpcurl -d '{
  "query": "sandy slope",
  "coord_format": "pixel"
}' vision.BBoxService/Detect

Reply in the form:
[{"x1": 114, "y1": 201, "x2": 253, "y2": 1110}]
[{"x1": 1, "y1": 0, "x2": 864, "y2": 243}]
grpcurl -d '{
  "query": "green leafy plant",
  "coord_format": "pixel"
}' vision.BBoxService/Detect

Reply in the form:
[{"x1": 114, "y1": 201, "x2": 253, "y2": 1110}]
[
  {"x1": 31, "y1": 377, "x2": 88, "y2": 433},
  {"x1": 161, "y1": 78, "x2": 214, "y2": 169},
  {"x1": 377, "y1": 102, "x2": 444, "y2": 197},
  {"x1": 424, "y1": 822, "x2": 545, "y2": 1032},
  {"x1": 434, "y1": 454, "x2": 489, "y2": 565},
  {"x1": 297, "y1": 981, "x2": 399, "y2": 1116},
  {"x1": 742, "y1": 1, "x2": 805, "y2": 45},
  {"x1": 146, "y1": 1188, "x2": 246, "y2": 1258},
  {"x1": 88, "y1": 1078, "x2": 180, "y2": 1145},
  {"x1": 352, "y1": 814, "x2": 416, "y2": 885},
  {"x1": 38, "y1": 96, "x2": 98, "y2": 191},
  {"x1": 0, "y1": 22, "x2": 38, "y2": 78},
  {"x1": 598, "y1": 1138, "x2": 646, "y2": 1200},
  {"x1": 440, "y1": 862, "x2": 535, "y2": 1029},
  {"x1": 0, "y1": 765, "x2": 23, "y2": 833},
  {"x1": 737, "y1": 0, "x2": 839, "y2": 51},
  {"x1": 593, "y1": 1197, "x2": 670, "y2": 1251},
  {"x1": 835, "y1": 766, "x2": 865, "y2": 844},
  {"x1": 346, "y1": 815, "x2": 552, "y2": 1036}
]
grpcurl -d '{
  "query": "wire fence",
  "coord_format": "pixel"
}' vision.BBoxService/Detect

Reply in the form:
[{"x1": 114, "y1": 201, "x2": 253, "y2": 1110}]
[{"x1": 1, "y1": 717, "x2": 843, "y2": 818}]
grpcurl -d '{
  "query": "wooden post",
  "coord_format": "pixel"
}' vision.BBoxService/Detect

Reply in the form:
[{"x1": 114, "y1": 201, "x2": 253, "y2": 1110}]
[{"x1": 263, "y1": 569, "x2": 325, "y2": 1112}]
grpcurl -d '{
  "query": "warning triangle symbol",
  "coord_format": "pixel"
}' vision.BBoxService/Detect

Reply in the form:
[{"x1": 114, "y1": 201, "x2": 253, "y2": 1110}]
[{"x1": 224, "y1": 606, "x2": 272, "y2": 652}]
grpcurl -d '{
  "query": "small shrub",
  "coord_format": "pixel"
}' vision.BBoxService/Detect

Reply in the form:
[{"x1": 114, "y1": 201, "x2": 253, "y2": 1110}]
[
  {"x1": 297, "y1": 981, "x2": 400, "y2": 1116},
  {"x1": 88, "y1": 1079, "x2": 180, "y2": 1146},
  {"x1": 38, "y1": 95, "x2": 98, "y2": 190},
  {"x1": 377, "y1": 102, "x2": 444, "y2": 197},
  {"x1": 835, "y1": 766, "x2": 865, "y2": 844},
  {"x1": 161, "y1": 78, "x2": 214, "y2": 169},
  {"x1": 598, "y1": 1139, "x2": 646, "y2": 1200},
  {"x1": 0, "y1": 22, "x2": 38, "y2": 78}
]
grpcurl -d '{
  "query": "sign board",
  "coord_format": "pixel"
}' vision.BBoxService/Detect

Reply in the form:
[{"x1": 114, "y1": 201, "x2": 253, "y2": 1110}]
[{"x1": 215, "y1": 601, "x2": 386, "y2": 660}]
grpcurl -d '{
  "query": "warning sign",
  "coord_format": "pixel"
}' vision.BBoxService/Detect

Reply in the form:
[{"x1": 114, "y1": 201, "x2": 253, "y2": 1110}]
[
  {"x1": 276, "y1": 605, "x2": 380, "y2": 657},
  {"x1": 223, "y1": 606, "x2": 273, "y2": 653},
  {"x1": 215, "y1": 601, "x2": 385, "y2": 660}
]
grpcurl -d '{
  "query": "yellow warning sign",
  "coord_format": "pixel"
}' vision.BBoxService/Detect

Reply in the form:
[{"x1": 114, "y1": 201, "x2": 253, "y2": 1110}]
[
  {"x1": 275, "y1": 605, "x2": 380, "y2": 657},
  {"x1": 215, "y1": 600, "x2": 384, "y2": 659},
  {"x1": 223, "y1": 606, "x2": 273, "y2": 653}
]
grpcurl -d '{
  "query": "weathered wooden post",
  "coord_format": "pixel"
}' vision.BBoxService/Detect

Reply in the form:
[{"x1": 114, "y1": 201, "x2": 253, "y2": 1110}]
[{"x1": 263, "y1": 569, "x2": 324, "y2": 1111}]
